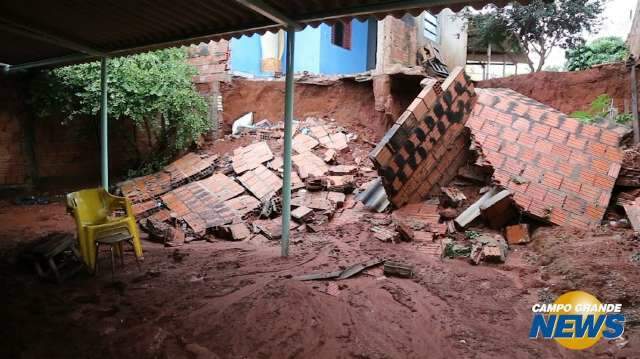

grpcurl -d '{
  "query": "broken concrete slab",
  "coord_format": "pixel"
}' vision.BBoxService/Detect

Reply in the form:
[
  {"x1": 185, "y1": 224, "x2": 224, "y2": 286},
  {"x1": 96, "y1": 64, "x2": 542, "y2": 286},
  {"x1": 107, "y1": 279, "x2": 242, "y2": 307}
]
[
  {"x1": 468, "y1": 88, "x2": 624, "y2": 227},
  {"x1": 292, "y1": 151, "x2": 329, "y2": 179},
  {"x1": 622, "y1": 198, "x2": 640, "y2": 233},
  {"x1": 232, "y1": 142, "x2": 274, "y2": 174},
  {"x1": 369, "y1": 67, "x2": 475, "y2": 207},
  {"x1": 254, "y1": 216, "x2": 299, "y2": 240},
  {"x1": 454, "y1": 187, "x2": 499, "y2": 229},
  {"x1": 238, "y1": 165, "x2": 282, "y2": 200},
  {"x1": 505, "y1": 224, "x2": 531, "y2": 245},
  {"x1": 479, "y1": 189, "x2": 516, "y2": 229},
  {"x1": 291, "y1": 191, "x2": 344, "y2": 211}
]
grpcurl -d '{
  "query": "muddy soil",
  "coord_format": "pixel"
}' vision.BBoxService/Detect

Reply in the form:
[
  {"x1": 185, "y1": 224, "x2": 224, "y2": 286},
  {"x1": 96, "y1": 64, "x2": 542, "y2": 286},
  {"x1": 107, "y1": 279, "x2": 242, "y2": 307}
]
[{"x1": 1, "y1": 199, "x2": 638, "y2": 359}]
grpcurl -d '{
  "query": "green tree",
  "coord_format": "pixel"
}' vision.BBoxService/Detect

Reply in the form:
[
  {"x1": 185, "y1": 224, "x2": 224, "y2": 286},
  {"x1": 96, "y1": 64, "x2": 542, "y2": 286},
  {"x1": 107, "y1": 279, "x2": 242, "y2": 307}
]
[
  {"x1": 30, "y1": 48, "x2": 209, "y2": 159},
  {"x1": 566, "y1": 36, "x2": 630, "y2": 71},
  {"x1": 467, "y1": 0, "x2": 604, "y2": 72}
]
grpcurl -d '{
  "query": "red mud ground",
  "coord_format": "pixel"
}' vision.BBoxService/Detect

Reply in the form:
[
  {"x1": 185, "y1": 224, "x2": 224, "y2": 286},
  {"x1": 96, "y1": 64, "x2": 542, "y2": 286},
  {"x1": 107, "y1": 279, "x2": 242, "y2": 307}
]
[{"x1": 0, "y1": 199, "x2": 639, "y2": 359}]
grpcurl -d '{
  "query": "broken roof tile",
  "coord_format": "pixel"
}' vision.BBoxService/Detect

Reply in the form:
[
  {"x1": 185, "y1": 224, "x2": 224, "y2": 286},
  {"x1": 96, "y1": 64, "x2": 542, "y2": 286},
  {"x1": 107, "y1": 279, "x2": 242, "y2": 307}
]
[
  {"x1": 197, "y1": 173, "x2": 245, "y2": 201},
  {"x1": 225, "y1": 195, "x2": 261, "y2": 216},
  {"x1": 292, "y1": 133, "x2": 319, "y2": 154},
  {"x1": 469, "y1": 88, "x2": 624, "y2": 227}
]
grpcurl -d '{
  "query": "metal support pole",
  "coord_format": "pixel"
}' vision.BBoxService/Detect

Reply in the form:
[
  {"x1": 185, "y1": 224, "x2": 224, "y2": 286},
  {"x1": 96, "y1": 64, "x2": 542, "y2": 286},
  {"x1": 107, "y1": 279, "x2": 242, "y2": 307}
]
[
  {"x1": 281, "y1": 26, "x2": 295, "y2": 257},
  {"x1": 100, "y1": 57, "x2": 109, "y2": 190}
]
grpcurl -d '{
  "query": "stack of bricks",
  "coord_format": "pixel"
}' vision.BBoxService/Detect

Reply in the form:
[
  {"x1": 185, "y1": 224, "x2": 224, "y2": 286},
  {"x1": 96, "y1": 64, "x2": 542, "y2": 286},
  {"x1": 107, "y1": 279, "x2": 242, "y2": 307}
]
[
  {"x1": 467, "y1": 88, "x2": 625, "y2": 227},
  {"x1": 119, "y1": 153, "x2": 216, "y2": 204},
  {"x1": 369, "y1": 67, "x2": 476, "y2": 207}
]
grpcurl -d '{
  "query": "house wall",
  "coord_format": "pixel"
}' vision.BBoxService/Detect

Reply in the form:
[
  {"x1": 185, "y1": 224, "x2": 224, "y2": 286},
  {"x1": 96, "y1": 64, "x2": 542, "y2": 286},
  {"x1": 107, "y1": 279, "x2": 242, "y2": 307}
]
[
  {"x1": 376, "y1": 15, "x2": 418, "y2": 72},
  {"x1": 628, "y1": 0, "x2": 640, "y2": 57},
  {"x1": 318, "y1": 20, "x2": 370, "y2": 75},
  {"x1": 437, "y1": 9, "x2": 468, "y2": 69}
]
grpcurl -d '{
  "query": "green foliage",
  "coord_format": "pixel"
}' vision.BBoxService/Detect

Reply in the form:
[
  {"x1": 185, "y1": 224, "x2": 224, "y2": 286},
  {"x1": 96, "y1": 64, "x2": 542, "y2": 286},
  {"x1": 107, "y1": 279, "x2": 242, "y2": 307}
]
[
  {"x1": 465, "y1": 0, "x2": 605, "y2": 72},
  {"x1": 465, "y1": 230, "x2": 481, "y2": 240},
  {"x1": 568, "y1": 94, "x2": 633, "y2": 124},
  {"x1": 30, "y1": 48, "x2": 209, "y2": 153},
  {"x1": 566, "y1": 36, "x2": 629, "y2": 71}
]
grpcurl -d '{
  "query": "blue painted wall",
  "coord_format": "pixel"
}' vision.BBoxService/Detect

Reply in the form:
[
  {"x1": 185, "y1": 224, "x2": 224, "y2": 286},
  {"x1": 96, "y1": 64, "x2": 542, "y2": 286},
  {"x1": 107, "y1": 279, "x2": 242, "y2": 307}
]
[
  {"x1": 229, "y1": 20, "x2": 368, "y2": 76},
  {"x1": 319, "y1": 20, "x2": 369, "y2": 75}
]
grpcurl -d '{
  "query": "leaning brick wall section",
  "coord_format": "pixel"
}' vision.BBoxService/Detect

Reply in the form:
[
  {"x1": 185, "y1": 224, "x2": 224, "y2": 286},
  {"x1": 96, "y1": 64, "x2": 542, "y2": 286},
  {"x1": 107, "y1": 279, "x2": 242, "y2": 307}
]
[
  {"x1": 370, "y1": 67, "x2": 476, "y2": 207},
  {"x1": 468, "y1": 88, "x2": 625, "y2": 227},
  {"x1": 186, "y1": 40, "x2": 230, "y2": 94}
]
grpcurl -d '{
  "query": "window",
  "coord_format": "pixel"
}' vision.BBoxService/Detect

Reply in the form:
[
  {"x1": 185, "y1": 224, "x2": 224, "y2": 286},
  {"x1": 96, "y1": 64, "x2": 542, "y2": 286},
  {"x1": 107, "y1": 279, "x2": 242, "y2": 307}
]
[
  {"x1": 331, "y1": 21, "x2": 352, "y2": 50},
  {"x1": 423, "y1": 12, "x2": 439, "y2": 42}
]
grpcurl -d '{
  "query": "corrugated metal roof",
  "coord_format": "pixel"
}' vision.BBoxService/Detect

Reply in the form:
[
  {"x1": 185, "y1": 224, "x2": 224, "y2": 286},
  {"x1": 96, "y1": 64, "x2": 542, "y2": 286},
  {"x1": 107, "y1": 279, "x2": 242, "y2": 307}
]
[{"x1": 0, "y1": 1, "x2": 536, "y2": 68}]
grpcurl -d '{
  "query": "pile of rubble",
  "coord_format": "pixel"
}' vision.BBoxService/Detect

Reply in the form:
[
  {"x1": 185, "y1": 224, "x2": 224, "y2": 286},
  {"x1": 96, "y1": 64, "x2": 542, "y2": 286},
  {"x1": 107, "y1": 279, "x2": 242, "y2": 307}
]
[
  {"x1": 361, "y1": 66, "x2": 631, "y2": 265},
  {"x1": 121, "y1": 65, "x2": 637, "y2": 268},
  {"x1": 118, "y1": 116, "x2": 374, "y2": 245}
]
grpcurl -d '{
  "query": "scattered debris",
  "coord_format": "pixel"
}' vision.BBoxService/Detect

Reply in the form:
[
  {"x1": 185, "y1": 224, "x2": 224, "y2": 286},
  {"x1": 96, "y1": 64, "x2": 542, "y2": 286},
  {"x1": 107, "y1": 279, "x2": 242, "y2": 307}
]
[
  {"x1": 371, "y1": 226, "x2": 399, "y2": 242},
  {"x1": 479, "y1": 190, "x2": 515, "y2": 229},
  {"x1": 393, "y1": 202, "x2": 446, "y2": 241},
  {"x1": 470, "y1": 234, "x2": 508, "y2": 265},
  {"x1": 454, "y1": 188, "x2": 499, "y2": 229},
  {"x1": 504, "y1": 224, "x2": 531, "y2": 245},
  {"x1": 442, "y1": 187, "x2": 466, "y2": 207},
  {"x1": 294, "y1": 258, "x2": 384, "y2": 281},
  {"x1": 383, "y1": 261, "x2": 414, "y2": 278}
]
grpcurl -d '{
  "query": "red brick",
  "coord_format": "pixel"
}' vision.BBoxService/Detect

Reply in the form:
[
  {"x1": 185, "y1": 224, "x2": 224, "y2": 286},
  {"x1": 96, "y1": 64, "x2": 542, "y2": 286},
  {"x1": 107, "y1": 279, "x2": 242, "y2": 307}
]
[
  {"x1": 481, "y1": 120, "x2": 501, "y2": 136},
  {"x1": 531, "y1": 123, "x2": 551, "y2": 138},
  {"x1": 483, "y1": 135, "x2": 502, "y2": 151},
  {"x1": 600, "y1": 130, "x2": 620, "y2": 146},
  {"x1": 534, "y1": 139, "x2": 554, "y2": 154},
  {"x1": 520, "y1": 148, "x2": 538, "y2": 163},
  {"x1": 541, "y1": 172, "x2": 563, "y2": 189},
  {"x1": 556, "y1": 162, "x2": 575, "y2": 177},
  {"x1": 513, "y1": 192, "x2": 533, "y2": 210},
  {"x1": 493, "y1": 168, "x2": 511, "y2": 184},
  {"x1": 501, "y1": 142, "x2": 521, "y2": 157},
  {"x1": 567, "y1": 135, "x2": 587, "y2": 150},
  {"x1": 485, "y1": 151, "x2": 506, "y2": 168},
  {"x1": 550, "y1": 207, "x2": 569, "y2": 225},
  {"x1": 585, "y1": 205, "x2": 604, "y2": 221},
  {"x1": 564, "y1": 197, "x2": 586, "y2": 214},
  {"x1": 494, "y1": 112, "x2": 514, "y2": 127},
  {"x1": 561, "y1": 117, "x2": 580, "y2": 132},
  {"x1": 528, "y1": 200, "x2": 551, "y2": 219},
  {"x1": 518, "y1": 132, "x2": 537, "y2": 148},
  {"x1": 544, "y1": 189, "x2": 567, "y2": 208},
  {"x1": 501, "y1": 127, "x2": 519, "y2": 142},
  {"x1": 580, "y1": 124, "x2": 602, "y2": 139},
  {"x1": 560, "y1": 178, "x2": 581, "y2": 194},
  {"x1": 513, "y1": 118, "x2": 531, "y2": 131},
  {"x1": 548, "y1": 127, "x2": 569, "y2": 144},
  {"x1": 594, "y1": 174, "x2": 615, "y2": 190},
  {"x1": 569, "y1": 150, "x2": 589, "y2": 165},
  {"x1": 522, "y1": 164, "x2": 543, "y2": 181},
  {"x1": 579, "y1": 183, "x2": 600, "y2": 203},
  {"x1": 526, "y1": 183, "x2": 548, "y2": 202},
  {"x1": 605, "y1": 147, "x2": 624, "y2": 162},
  {"x1": 579, "y1": 168, "x2": 597, "y2": 185},
  {"x1": 567, "y1": 215, "x2": 591, "y2": 228},
  {"x1": 507, "y1": 180, "x2": 529, "y2": 194},
  {"x1": 552, "y1": 144, "x2": 572, "y2": 161},
  {"x1": 587, "y1": 142, "x2": 607, "y2": 157},
  {"x1": 504, "y1": 157, "x2": 525, "y2": 174},
  {"x1": 598, "y1": 192, "x2": 611, "y2": 207},
  {"x1": 466, "y1": 114, "x2": 485, "y2": 130},
  {"x1": 608, "y1": 163, "x2": 621, "y2": 178},
  {"x1": 591, "y1": 158, "x2": 609, "y2": 173},
  {"x1": 543, "y1": 113, "x2": 562, "y2": 127},
  {"x1": 538, "y1": 155, "x2": 557, "y2": 170}
]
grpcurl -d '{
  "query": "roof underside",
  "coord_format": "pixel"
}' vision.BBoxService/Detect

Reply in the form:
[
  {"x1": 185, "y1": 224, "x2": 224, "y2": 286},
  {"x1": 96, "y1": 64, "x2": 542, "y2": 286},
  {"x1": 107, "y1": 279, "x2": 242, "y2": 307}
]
[{"x1": 0, "y1": 0, "x2": 534, "y2": 68}]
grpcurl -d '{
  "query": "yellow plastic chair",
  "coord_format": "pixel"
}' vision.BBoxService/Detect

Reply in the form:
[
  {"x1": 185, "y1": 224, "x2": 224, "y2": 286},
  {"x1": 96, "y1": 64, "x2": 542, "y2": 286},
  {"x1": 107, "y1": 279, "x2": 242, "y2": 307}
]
[{"x1": 66, "y1": 188, "x2": 143, "y2": 271}]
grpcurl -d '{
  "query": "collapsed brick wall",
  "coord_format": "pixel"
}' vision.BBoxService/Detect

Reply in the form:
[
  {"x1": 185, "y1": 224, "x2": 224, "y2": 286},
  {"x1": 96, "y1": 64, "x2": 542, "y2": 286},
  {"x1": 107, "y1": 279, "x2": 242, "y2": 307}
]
[
  {"x1": 468, "y1": 88, "x2": 625, "y2": 227},
  {"x1": 370, "y1": 67, "x2": 475, "y2": 207},
  {"x1": 477, "y1": 63, "x2": 633, "y2": 115}
]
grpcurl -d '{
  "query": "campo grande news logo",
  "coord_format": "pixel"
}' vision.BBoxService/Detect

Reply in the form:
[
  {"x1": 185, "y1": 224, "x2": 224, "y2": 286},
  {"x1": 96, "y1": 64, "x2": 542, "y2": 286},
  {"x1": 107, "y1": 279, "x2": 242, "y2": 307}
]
[{"x1": 529, "y1": 290, "x2": 625, "y2": 350}]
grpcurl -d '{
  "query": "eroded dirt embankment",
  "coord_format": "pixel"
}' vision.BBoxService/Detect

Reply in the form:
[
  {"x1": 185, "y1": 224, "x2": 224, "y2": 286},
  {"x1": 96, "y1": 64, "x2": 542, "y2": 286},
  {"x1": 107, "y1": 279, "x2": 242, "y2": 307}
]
[
  {"x1": 221, "y1": 78, "x2": 387, "y2": 143},
  {"x1": 478, "y1": 63, "x2": 631, "y2": 115}
]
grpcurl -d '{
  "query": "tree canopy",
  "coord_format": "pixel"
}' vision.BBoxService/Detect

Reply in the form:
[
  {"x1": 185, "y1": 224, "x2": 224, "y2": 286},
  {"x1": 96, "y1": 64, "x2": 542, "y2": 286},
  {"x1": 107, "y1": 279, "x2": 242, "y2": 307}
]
[
  {"x1": 466, "y1": 0, "x2": 605, "y2": 72},
  {"x1": 30, "y1": 48, "x2": 209, "y2": 155},
  {"x1": 565, "y1": 36, "x2": 629, "y2": 71}
]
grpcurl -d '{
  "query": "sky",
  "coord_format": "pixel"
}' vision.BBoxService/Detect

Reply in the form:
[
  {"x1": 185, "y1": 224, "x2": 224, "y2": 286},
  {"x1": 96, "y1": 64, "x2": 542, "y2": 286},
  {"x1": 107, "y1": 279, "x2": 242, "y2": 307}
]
[{"x1": 544, "y1": 0, "x2": 637, "y2": 68}]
